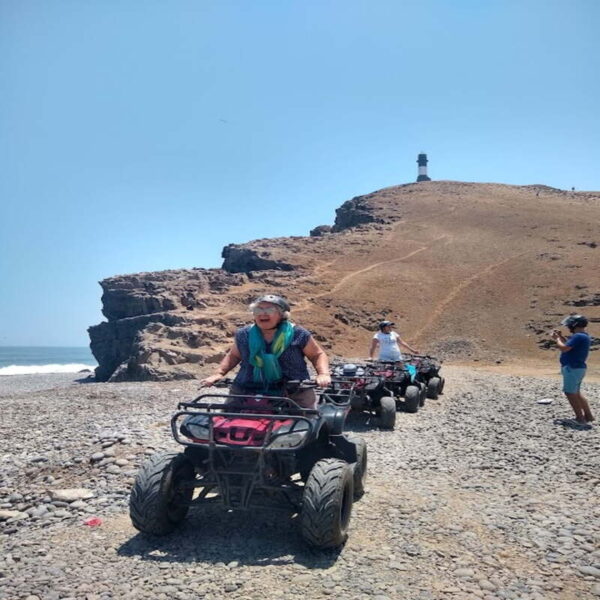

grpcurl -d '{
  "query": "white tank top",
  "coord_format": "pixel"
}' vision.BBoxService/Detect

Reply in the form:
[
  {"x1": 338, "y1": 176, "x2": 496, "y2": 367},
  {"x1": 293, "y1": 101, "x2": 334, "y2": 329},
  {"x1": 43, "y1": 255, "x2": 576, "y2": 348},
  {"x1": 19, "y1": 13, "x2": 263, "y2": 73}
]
[{"x1": 374, "y1": 331, "x2": 402, "y2": 361}]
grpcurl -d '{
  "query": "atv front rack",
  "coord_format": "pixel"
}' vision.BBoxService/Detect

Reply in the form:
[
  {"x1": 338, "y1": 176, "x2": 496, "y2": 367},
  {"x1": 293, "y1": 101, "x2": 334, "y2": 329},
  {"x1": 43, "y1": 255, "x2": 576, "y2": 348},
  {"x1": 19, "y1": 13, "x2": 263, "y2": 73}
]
[{"x1": 173, "y1": 394, "x2": 318, "y2": 452}]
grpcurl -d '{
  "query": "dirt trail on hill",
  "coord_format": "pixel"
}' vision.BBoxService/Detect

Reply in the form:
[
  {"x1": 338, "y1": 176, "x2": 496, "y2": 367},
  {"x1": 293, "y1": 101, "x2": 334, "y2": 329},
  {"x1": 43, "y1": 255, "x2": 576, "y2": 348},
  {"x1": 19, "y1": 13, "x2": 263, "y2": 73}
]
[
  {"x1": 412, "y1": 250, "x2": 530, "y2": 343},
  {"x1": 294, "y1": 234, "x2": 450, "y2": 317}
]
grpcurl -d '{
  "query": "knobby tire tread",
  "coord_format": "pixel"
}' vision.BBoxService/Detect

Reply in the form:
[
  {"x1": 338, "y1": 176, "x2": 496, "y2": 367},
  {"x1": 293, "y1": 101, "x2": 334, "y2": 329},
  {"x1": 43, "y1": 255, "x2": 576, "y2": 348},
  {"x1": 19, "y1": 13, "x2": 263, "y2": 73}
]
[
  {"x1": 345, "y1": 435, "x2": 368, "y2": 499},
  {"x1": 404, "y1": 386, "x2": 420, "y2": 413},
  {"x1": 427, "y1": 376, "x2": 441, "y2": 399},
  {"x1": 129, "y1": 452, "x2": 193, "y2": 535},
  {"x1": 301, "y1": 458, "x2": 353, "y2": 549},
  {"x1": 379, "y1": 396, "x2": 396, "y2": 430}
]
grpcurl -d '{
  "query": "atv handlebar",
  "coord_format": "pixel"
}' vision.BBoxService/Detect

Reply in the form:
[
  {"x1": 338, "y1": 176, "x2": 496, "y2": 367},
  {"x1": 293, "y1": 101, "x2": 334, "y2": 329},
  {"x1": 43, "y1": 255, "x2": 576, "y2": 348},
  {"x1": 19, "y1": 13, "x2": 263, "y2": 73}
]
[
  {"x1": 193, "y1": 378, "x2": 351, "y2": 410},
  {"x1": 210, "y1": 377, "x2": 234, "y2": 388},
  {"x1": 403, "y1": 353, "x2": 441, "y2": 361},
  {"x1": 207, "y1": 378, "x2": 323, "y2": 391}
]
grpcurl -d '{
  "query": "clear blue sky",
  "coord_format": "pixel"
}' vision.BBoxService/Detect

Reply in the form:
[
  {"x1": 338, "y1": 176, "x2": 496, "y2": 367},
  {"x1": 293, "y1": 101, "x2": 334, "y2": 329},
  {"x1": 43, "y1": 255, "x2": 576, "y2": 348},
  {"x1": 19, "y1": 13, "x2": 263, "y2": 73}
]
[{"x1": 1, "y1": 1, "x2": 599, "y2": 346}]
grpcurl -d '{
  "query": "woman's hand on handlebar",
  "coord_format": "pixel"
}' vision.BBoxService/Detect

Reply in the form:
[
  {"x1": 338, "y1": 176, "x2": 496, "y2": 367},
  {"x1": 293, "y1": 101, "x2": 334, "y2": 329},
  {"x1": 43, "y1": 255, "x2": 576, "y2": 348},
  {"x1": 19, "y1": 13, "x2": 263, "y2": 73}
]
[
  {"x1": 199, "y1": 374, "x2": 224, "y2": 387},
  {"x1": 315, "y1": 373, "x2": 331, "y2": 388}
]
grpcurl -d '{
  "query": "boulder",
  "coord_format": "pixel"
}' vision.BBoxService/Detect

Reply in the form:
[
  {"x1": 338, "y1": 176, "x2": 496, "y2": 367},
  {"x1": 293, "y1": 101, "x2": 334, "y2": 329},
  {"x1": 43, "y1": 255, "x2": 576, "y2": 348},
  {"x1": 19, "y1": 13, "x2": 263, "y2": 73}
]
[
  {"x1": 332, "y1": 195, "x2": 380, "y2": 231},
  {"x1": 310, "y1": 225, "x2": 332, "y2": 237},
  {"x1": 221, "y1": 245, "x2": 295, "y2": 273},
  {"x1": 50, "y1": 488, "x2": 95, "y2": 502}
]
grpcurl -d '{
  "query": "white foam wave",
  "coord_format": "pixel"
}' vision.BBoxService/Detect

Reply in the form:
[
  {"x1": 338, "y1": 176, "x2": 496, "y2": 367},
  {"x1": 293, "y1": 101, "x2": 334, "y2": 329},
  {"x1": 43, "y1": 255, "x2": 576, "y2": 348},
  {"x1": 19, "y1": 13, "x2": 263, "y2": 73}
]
[{"x1": 0, "y1": 363, "x2": 97, "y2": 376}]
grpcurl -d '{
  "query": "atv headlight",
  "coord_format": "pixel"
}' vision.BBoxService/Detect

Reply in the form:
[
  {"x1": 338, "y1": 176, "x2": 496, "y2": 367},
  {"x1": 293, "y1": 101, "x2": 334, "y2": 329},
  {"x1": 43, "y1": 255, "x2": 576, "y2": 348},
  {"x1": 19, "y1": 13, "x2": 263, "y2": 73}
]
[
  {"x1": 268, "y1": 429, "x2": 309, "y2": 449},
  {"x1": 181, "y1": 415, "x2": 210, "y2": 441},
  {"x1": 267, "y1": 420, "x2": 310, "y2": 449}
]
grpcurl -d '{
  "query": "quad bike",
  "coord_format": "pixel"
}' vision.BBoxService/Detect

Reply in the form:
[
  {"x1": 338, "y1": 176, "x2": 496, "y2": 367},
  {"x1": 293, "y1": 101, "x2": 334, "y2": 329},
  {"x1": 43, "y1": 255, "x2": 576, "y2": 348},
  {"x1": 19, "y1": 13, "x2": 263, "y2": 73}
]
[
  {"x1": 404, "y1": 354, "x2": 445, "y2": 400},
  {"x1": 365, "y1": 360, "x2": 426, "y2": 413},
  {"x1": 329, "y1": 362, "x2": 396, "y2": 430},
  {"x1": 129, "y1": 380, "x2": 367, "y2": 549}
]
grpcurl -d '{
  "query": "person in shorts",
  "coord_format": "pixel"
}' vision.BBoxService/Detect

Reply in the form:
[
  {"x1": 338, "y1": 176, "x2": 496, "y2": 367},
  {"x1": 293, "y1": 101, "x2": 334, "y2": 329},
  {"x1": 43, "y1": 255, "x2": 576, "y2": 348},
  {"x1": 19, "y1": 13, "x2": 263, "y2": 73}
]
[
  {"x1": 551, "y1": 314, "x2": 594, "y2": 425},
  {"x1": 369, "y1": 320, "x2": 418, "y2": 362}
]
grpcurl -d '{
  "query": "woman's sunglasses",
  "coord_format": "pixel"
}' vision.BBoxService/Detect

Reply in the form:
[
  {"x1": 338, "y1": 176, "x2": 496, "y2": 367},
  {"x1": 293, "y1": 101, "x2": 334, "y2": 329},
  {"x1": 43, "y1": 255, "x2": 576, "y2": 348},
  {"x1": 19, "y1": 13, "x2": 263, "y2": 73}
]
[{"x1": 252, "y1": 306, "x2": 280, "y2": 316}]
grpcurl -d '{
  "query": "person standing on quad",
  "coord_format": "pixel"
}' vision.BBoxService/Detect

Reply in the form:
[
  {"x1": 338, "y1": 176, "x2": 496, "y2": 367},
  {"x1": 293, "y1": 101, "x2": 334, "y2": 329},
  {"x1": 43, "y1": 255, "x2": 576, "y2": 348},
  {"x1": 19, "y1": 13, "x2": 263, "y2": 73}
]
[
  {"x1": 369, "y1": 321, "x2": 418, "y2": 362},
  {"x1": 551, "y1": 314, "x2": 594, "y2": 425},
  {"x1": 199, "y1": 294, "x2": 331, "y2": 408}
]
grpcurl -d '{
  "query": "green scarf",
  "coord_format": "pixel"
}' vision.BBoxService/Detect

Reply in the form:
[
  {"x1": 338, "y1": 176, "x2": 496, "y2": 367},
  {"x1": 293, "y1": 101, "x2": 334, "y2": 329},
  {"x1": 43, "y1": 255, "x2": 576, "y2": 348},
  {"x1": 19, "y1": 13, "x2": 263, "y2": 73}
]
[{"x1": 249, "y1": 321, "x2": 295, "y2": 384}]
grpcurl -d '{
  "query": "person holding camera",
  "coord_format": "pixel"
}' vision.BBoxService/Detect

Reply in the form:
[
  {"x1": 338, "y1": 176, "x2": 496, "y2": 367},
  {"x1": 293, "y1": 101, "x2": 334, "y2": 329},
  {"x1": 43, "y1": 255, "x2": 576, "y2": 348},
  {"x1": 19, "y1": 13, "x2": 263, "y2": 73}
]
[{"x1": 551, "y1": 314, "x2": 594, "y2": 425}]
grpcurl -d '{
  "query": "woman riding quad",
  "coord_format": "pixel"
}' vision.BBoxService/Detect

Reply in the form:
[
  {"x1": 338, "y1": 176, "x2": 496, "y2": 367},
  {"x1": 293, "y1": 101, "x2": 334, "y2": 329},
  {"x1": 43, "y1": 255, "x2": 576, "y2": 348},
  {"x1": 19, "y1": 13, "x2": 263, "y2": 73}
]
[
  {"x1": 200, "y1": 294, "x2": 331, "y2": 408},
  {"x1": 369, "y1": 320, "x2": 418, "y2": 362}
]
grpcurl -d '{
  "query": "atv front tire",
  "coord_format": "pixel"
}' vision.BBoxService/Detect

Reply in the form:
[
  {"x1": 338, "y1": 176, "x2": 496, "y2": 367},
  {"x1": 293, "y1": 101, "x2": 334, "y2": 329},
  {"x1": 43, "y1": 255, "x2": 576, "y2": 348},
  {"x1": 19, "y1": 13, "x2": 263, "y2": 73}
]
[
  {"x1": 418, "y1": 382, "x2": 427, "y2": 407},
  {"x1": 439, "y1": 376, "x2": 446, "y2": 395},
  {"x1": 130, "y1": 452, "x2": 195, "y2": 535},
  {"x1": 345, "y1": 435, "x2": 367, "y2": 499},
  {"x1": 404, "y1": 385, "x2": 421, "y2": 413},
  {"x1": 300, "y1": 458, "x2": 353, "y2": 549},
  {"x1": 427, "y1": 376, "x2": 441, "y2": 399},
  {"x1": 378, "y1": 396, "x2": 397, "y2": 430}
]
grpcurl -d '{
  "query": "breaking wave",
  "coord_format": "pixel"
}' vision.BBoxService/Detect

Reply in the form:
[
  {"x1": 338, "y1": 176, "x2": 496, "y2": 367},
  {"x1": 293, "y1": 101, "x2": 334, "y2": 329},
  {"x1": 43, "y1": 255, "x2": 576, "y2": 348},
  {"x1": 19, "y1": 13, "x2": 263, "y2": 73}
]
[{"x1": 0, "y1": 363, "x2": 96, "y2": 376}]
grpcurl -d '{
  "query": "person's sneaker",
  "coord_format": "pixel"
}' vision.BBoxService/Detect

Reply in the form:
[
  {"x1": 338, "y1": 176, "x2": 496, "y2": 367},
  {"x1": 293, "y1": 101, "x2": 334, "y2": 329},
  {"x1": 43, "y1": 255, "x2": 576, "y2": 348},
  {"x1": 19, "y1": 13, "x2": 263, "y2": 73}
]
[{"x1": 557, "y1": 418, "x2": 592, "y2": 430}]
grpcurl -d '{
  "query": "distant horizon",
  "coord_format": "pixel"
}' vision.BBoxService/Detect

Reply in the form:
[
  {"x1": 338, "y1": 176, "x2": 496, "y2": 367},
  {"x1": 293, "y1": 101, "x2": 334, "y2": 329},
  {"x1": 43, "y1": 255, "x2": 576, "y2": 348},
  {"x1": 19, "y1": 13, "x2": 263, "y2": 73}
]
[{"x1": 0, "y1": 344, "x2": 92, "y2": 348}]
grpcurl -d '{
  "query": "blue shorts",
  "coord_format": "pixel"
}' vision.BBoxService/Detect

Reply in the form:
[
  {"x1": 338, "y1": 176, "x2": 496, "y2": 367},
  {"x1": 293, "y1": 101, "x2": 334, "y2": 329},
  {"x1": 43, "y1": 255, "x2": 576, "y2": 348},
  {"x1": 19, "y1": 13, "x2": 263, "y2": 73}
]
[
  {"x1": 379, "y1": 352, "x2": 402, "y2": 362},
  {"x1": 561, "y1": 366, "x2": 586, "y2": 394}
]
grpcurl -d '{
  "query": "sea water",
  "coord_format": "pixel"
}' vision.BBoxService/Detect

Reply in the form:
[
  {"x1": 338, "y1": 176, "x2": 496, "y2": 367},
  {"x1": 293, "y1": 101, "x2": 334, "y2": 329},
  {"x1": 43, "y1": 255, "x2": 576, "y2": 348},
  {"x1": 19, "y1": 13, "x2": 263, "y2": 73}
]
[{"x1": 0, "y1": 346, "x2": 97, "y2": 376}]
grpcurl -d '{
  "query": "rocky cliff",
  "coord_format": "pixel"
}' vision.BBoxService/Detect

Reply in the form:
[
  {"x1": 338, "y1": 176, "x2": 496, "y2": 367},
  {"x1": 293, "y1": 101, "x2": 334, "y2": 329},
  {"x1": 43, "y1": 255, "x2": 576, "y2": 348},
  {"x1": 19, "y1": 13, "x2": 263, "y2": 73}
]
[
  {"x1": 89, "y1": 181, "x2": 600, "y2": 381},
  {"x1": 89, "y1": 269, "x2": 247, "y2": 381}
]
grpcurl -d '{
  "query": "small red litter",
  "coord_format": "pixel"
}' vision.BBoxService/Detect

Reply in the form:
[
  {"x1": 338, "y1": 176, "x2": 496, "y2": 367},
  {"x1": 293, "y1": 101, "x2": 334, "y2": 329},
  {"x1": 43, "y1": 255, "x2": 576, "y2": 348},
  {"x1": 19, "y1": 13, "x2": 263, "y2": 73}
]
[{"x1": 83, "y1": 517, "x2": 102, "y2": 527}]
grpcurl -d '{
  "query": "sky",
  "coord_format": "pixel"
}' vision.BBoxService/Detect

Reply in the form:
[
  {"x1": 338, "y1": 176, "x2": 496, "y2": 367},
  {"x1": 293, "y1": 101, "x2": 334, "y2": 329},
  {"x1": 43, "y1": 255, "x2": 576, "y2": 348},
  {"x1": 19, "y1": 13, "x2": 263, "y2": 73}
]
[{"x1": 1, "y1": 0, "x2": 599, "y2": 346}]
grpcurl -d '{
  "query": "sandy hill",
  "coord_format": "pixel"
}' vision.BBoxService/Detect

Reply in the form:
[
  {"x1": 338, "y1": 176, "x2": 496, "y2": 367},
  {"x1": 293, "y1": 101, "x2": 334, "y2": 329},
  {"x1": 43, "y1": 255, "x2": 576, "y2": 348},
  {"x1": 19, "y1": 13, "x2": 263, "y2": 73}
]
[{"x1": 89, "y1": 181, "x2": 600, "y2": 381}]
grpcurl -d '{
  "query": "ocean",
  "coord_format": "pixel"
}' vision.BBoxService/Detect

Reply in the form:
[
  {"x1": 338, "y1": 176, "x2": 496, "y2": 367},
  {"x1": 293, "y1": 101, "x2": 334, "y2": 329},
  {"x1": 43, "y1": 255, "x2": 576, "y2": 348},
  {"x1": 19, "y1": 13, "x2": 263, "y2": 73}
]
[{"x1": 0, "y1": 346, "x2": 97, "y2": 376}]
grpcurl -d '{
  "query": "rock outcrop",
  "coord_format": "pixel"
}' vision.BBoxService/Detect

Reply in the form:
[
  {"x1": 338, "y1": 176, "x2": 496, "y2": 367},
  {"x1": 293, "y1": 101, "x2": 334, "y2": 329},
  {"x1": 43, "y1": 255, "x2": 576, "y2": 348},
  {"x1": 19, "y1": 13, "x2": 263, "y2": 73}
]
[
  {"x1": 89, "y1": 269, "x2": 247, "y2": 381},
  {"x1": 332, "y1": 195, "x2": 383, "y2": 231},
  {"x1": 221, "y1": 244, "x2": 295, "y2": 273},
  {"x1": 310, "y1": 225, "x2": 332, "y2": 237}
]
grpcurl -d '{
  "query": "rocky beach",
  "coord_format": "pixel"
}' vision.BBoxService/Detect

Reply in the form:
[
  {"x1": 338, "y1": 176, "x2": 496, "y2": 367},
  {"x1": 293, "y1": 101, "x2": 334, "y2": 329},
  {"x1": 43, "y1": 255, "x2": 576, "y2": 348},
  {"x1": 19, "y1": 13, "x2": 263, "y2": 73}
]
[{"x1": 1, "y1": 367, "x2": 599, "y2": 600}]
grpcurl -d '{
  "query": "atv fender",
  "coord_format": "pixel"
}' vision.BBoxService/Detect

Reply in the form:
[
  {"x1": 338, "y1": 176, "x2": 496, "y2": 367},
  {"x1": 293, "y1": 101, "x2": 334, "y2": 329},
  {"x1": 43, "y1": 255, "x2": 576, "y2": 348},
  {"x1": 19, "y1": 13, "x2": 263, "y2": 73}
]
[
  {"x1": 330, "y1": 434, "x2": 358, "y2": 463},
  {"x1": 318, "y1": 403, "x2": 347, "y2": 435},
  {"x1": 365, "y1": 381, "x2": 381, "y2": 392}
]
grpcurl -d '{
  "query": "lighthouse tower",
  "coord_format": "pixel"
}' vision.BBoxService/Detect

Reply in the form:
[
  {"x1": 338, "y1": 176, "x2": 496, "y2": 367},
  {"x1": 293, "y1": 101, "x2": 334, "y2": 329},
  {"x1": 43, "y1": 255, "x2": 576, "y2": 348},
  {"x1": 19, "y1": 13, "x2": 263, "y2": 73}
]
[{"x1": 416, "y1": 153, "x2": 431, "y2": 182}]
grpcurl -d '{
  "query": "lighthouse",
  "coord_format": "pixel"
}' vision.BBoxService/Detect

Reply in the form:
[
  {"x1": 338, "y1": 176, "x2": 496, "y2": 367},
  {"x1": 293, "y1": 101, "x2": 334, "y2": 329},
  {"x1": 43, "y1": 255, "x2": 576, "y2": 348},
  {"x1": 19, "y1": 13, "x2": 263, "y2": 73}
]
[{"x1": 416, "y1": 153, "x2": 431, "y2": 182}]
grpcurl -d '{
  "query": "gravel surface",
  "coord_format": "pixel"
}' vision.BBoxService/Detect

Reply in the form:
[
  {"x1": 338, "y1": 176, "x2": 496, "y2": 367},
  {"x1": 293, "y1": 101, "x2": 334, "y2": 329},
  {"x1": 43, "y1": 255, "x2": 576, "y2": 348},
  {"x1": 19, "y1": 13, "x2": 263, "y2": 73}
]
[{"x1": 1, "y1": 366, "x2": 599, "y2": 600}]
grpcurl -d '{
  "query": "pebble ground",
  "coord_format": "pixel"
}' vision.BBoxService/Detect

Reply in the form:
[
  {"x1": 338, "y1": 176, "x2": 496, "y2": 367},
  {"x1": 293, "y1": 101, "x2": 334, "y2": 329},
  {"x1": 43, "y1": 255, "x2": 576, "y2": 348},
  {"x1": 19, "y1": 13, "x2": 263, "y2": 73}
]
[{"x1": 1, "y1": 366, "x2": 599, "y2": 600}]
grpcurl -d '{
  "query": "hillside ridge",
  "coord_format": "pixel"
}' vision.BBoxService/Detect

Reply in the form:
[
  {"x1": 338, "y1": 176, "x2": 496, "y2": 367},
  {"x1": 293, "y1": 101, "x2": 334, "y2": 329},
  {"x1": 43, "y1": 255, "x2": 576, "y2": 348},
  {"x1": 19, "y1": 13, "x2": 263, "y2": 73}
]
[{"x1": 88, "y1": 181, "x2": 600, "y2": 381}]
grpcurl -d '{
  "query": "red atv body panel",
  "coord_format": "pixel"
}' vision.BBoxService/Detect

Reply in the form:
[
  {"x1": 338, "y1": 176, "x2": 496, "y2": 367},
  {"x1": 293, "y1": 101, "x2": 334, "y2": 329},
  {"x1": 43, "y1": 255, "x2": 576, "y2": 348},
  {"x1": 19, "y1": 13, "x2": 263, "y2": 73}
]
[{"x1": 186, "y1": 395, "x2": 294, "y2": 447}]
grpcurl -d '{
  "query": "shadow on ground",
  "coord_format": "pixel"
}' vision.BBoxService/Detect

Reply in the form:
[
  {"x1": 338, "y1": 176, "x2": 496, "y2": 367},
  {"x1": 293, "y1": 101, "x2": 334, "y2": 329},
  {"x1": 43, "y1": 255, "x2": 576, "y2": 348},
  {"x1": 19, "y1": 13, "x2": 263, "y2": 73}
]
[
  {"x1": 343, "y1": 406, "x2": 415, "y2": 433},
  {"x1": 553, "y1": 418, "x2": 593, "y2": 431},
  {"x1": 117, "y1": 505, "x2": 341, "y2": 568}
]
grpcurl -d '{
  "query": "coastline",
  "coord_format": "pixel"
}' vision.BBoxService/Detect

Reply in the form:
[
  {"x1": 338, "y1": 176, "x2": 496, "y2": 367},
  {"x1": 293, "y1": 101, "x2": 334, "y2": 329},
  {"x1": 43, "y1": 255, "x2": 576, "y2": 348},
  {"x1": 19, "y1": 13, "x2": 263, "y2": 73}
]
[{"x1": 0, "y1": 372, "x2": 94, "y2": 396}]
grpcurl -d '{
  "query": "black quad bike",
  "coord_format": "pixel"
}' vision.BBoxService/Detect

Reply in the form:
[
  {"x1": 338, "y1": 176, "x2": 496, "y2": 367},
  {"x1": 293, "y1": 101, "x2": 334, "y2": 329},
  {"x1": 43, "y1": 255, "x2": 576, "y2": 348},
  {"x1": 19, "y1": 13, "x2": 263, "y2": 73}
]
[
  {"x1": 129, "y1": 380, "x2": 367, "y2": 549},
  {"x1": 404, "y1": 354, "x2": 445, "y2": 400},
  {"x1": 329, "y1": 362, "x2": 397, "y2": 430},
  {"x1": 365, "y1": 360, "x2": 427, "y2": 414}
]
